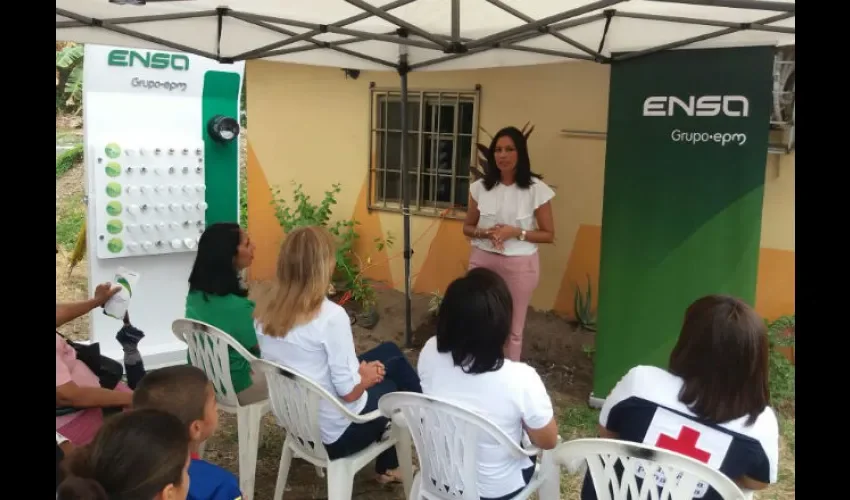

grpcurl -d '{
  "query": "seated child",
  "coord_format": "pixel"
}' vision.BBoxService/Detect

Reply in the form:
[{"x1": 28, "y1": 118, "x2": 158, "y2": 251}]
[{"x1": 132, "y1": 365, "x2": 243, "y2": 500}]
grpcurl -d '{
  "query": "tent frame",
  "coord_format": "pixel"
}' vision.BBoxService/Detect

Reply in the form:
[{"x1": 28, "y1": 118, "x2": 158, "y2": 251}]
[{"x1": 57, "y1": 0, "x2": 794, "y2": 347}]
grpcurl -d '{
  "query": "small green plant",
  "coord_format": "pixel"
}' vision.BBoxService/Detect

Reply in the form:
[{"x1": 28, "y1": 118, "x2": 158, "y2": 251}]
[
  {"x1": 270, "y1": 181, "x2": 393, "y2": 310},
  {"x1": 767, "y1": 314, "x2": 795, "y2": 347},
  {"x1": 428, "y1": 291, "x2": 443, "y2": 316},
  {"x1": 239, "y1": 163, "x2": 248, "y2": 229},
  {"x1": 573, "y1": 274, "x2": 597, "y2": 332},
  {"x1": 582, "y1": 344, "x2": 595, "y2": 358},
  {"x1": 766, "y1": 315, "x2": 795, "y2": 408},
  {"x1": 56, "y1": 144, "x2": 84, "y2": 178}
]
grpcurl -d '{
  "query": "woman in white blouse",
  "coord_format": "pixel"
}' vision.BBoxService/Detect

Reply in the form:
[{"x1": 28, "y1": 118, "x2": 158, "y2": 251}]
[
  {"x1": 254, "y1": 225, "x2": 422, "y2": 485},
  {"x1": 462, "y1": 126, "x2": 555, "y2": 361},
  {"x1": 418, "y1": 267, "x2": 559, "y2": 500}
]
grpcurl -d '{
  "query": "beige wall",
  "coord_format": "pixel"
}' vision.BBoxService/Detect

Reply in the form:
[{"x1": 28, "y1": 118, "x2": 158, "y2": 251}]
[{"x1": 246, "y1": 60, "x2": 794, "y2": 318}]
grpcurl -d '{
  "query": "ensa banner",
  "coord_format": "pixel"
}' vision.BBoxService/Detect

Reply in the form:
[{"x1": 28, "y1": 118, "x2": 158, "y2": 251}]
[{"x1": 593, "y1": 46, "x2": 774, "y2": 401}]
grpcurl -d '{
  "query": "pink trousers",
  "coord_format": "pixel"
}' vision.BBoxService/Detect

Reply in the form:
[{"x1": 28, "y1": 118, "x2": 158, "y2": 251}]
[{"x1": 468, "y1": 247, "x2": 540, "y2": 361}]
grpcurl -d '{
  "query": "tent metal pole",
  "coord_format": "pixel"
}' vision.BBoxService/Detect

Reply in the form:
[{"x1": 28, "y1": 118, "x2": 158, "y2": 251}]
[
  {"x1": 345, "y1": 0, "x2": 451, "y2": 49},
  {"x1": 55, "y1": 8, "x2": 220, "y2": 60},
  {"x1": 410, "y1": 11, "x2": 607, "y2": 70},
  {"x1": 451, "y1": 0, "x2": 461, "y2": 41},
  {"x1": 644, "y1": 0, "x2": 795, "y2": 12},
  {"x1": 614, "y1": 11, "x2": 795, "y2": 33},
  {"x1": 464, "y1": 0, "x2": 624, "y2": 51},
  {"x1": 229, "y1": 0, "x2": 417, "y2": 60},
  {"x1": 613, "y1": 11, "x2": 793, "y2": 61},
  {"x1": 56, "y1": 10, "x2": 217, "y2": 28},
  {"x1": 397, "y1": 35, "x2": 414, "y2": 348},
  {"x1": 482, "y1": 0, "x2": 606, "y2": 60}
]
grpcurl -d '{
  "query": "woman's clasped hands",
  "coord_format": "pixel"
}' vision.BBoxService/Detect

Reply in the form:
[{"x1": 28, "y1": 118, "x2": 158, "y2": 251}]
[
  {"x1": 359, "y1": 360, "x2": 386, "y2": 387},
  {"x1": 484, "y1": 224, "x2": 521, "y2": 251}
]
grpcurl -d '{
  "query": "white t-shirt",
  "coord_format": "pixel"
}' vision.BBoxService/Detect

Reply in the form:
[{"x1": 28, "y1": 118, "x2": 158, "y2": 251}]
[
  {"x1": 582, "y1": 365, "x2": 779, "y2": 500},
  {"x1": 256, "y1": 299, "x2": 367, "y2": 444},
  {"x1": 470, "y1": 178, "x2": 555, "y2": 256},
  {"x1": 417, "y1": 337, "x2": 554, "y2": 498}
]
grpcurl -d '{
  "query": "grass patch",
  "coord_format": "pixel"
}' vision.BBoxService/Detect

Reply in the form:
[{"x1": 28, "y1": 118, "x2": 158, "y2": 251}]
[
  {"x1": 557, "y1": 402, "x2": 600, "y2": 497},
  {"x1": 56, "y1": 144, "x2": 84, "y2": 178},
  {"x1": 56, "y1": 128, "x2": 83, "y2": 146},
  {"x1": 56, "y1": 192, "x2": 85, "y2": 250},
  {"x1": 778, "y1": 413, "x2": 795, "y2": 457}
]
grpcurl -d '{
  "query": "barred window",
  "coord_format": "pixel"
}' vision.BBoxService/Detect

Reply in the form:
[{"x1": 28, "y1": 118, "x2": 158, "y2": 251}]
[{"x1": 369, "y1": 88, "x2": 480, "y2": 217}]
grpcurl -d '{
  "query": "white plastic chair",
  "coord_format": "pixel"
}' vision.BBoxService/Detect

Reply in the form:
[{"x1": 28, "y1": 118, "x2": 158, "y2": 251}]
[
  {"x1": 553, "y1": 438, "x2": 748, "y2": 500},
  {"x1": 251, "y1": 357, "x2": 414, "y2": 500},
  {"x1": 377, "y1": 392, "x2": 560, "y2": 500},
  {"x1": 172, "y1": 318, "x2": 270, "y2": 500}
]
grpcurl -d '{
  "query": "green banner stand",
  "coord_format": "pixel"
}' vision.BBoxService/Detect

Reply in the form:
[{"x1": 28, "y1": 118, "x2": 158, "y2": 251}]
[{"x1": 592, "y1": 46, "x2": 775, "y2": 404}]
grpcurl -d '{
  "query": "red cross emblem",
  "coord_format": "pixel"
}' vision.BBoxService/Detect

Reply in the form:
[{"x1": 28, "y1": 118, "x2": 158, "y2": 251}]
[{"x1": 655, "y1": 426, "x2": 711, "y2": 463}]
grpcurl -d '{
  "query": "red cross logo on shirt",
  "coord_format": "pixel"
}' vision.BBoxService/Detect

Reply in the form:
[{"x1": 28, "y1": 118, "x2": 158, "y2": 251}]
[{"x1": 655, "y1": 426, "x2": 711, "y2": 463}]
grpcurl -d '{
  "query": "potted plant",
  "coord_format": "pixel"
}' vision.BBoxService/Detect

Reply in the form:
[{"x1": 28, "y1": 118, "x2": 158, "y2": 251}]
[{"x1": 271, "y1": 181, "x2": 393, "y2": 328}]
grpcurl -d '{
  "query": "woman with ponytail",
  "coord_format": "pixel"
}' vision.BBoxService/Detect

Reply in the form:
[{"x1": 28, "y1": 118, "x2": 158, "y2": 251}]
[{"x1": 57, "y1": 409, "x2": 191, "y2": 500}]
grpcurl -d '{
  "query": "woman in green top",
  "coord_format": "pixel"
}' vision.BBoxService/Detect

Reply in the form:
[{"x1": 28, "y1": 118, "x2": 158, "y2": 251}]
[{"x1": 185, "y1": 222, "x2": 268, "y2": 405}]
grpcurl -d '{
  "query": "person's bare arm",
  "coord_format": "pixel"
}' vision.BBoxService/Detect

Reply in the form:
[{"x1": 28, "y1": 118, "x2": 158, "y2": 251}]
[
  {"x1": 529, "y1": 201, "x2": 555, "y2": 243},
  {"x1": 56, "y1": 381, "x2": 132, "y2": 408},
  {"x1": 56, "y1": 299, "x2": 101, "y2": 328},
  {"x1": 340, "y1": 362, "x2": 384, "y2": 403},
  {"x1": 56, "y1": 283, "x2": 121, "y2": 328},
  {"x1": 462, "y1": 196, "x2": 485, "y2": 239},
  {"x1": 524, "y1": 417, "x2": 560, "y2": 450}
]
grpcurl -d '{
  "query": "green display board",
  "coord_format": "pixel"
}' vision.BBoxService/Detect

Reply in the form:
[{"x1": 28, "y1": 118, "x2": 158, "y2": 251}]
[
  {"x1": 202, "y1": 70, "x2": 242, "y2": 225},
  {"x1": 593, "y1": 46, "x2": 774, "y2": 400}
]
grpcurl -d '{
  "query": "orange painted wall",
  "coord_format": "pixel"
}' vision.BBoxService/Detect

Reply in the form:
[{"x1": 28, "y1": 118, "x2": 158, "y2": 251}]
[{"x1": 244, "y1": 60, "x2": 794, "y2": 320}]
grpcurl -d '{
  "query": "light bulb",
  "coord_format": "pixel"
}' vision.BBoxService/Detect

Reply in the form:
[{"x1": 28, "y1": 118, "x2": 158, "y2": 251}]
[
  {"x1": 141, "y1": 223, "x2": 152, "y2": 232},
  {"x1": 184, "y1": 202, "x2": 194, "y2": 211},
  {"x1": 142, "y1": 241, "x2": 153, "y2": 250},
  {"x1": 157, "y1": 222, "x2": 166, "y2": 231},
  {"x1": 184, "y1": 238, "x2": 197, "y2": 249},
  {"x1": 197, "y1": 202, "x2": 208, "y2": 211},
  {"x1": 171, "y1": 238, "x2": 183, "y2": 249},
  {"x1": 170, "y1": 203, "x2": 180, "y2": 211},
  {"x1": 196, "y1": 184, "x2": 206, "y2": 193},
  {"x1": 127, "y1": 186, "x2": 139, "y2": 196},
  {"x1": 127, "y1": 242, "x2": 139, "y2": 252},
  {"x1": 127, "y1": 204, "x2": 139, "y2": 215}
]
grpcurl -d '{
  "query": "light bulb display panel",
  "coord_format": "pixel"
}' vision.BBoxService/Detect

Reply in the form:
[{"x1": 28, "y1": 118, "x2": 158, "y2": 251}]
[{"x1": 92, "y1": 141, "x2": 208, "y2": 259}]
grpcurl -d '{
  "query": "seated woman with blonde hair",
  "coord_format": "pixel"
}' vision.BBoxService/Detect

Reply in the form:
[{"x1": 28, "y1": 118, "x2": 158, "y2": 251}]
[
  {"x1": 254, "y1": 225, "x2": 422, "y2": 484},
  {"x1": 583, "y1": 295, "x2": 779, "y2": 500}
]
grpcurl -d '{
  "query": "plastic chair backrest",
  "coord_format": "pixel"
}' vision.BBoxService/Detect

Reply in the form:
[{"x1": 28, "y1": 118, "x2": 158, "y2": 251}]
[
  {"x1": 553, "y1": 438, "x2": 748, "y2": 500},
  {"x1": 172, "y1": 318, "x2": 257, "y2": 408},
  {"x1": 378, "y1": 391, "x2": 539, "y2": 500}
]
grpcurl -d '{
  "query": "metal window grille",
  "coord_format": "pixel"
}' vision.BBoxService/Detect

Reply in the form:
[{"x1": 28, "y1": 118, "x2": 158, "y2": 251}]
[{"x1": 368, "y1": 88, "x2": 481, "y2": 218}]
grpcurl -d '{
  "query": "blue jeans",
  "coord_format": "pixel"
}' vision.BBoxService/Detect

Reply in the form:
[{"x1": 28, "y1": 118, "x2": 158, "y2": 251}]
[{"x1": 324, "y1": 341, "x2": 422, "y2": 474}]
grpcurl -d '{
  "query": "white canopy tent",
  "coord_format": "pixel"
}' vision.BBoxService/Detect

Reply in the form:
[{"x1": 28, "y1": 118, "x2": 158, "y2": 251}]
[{"x1": 57, "y1": 0, "x2": 794, "y2": 345}]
